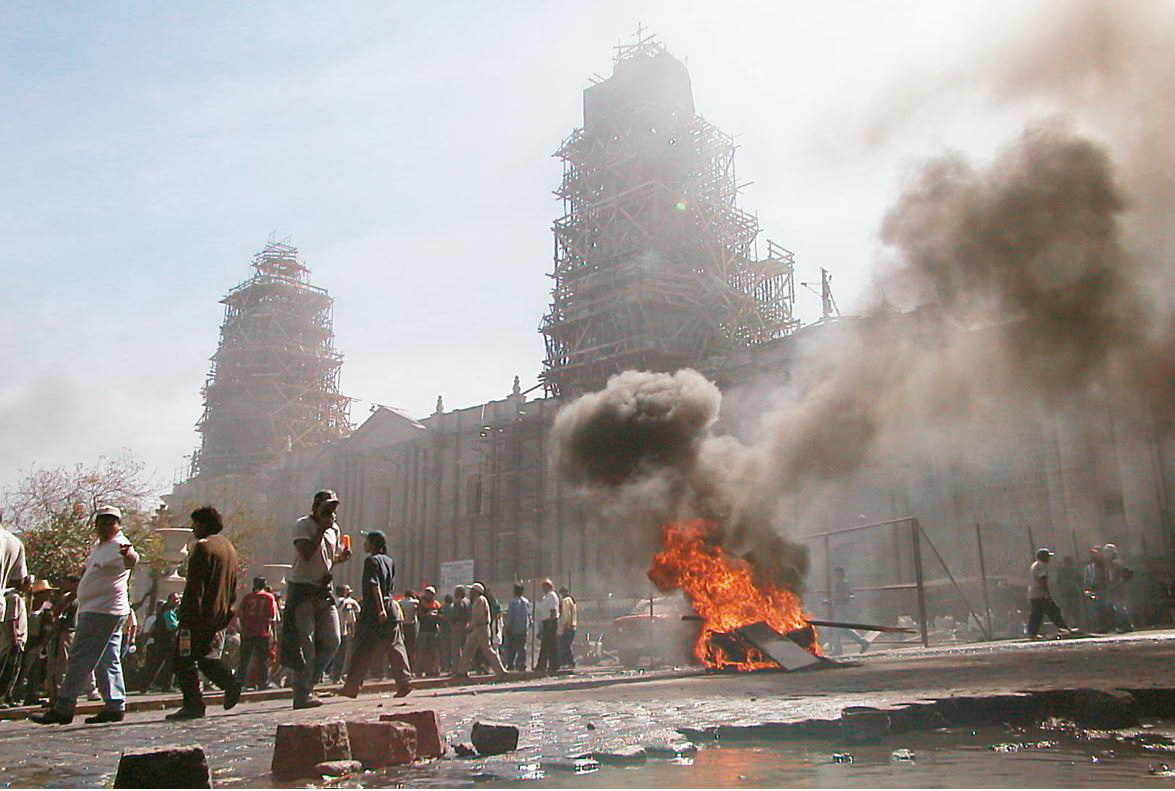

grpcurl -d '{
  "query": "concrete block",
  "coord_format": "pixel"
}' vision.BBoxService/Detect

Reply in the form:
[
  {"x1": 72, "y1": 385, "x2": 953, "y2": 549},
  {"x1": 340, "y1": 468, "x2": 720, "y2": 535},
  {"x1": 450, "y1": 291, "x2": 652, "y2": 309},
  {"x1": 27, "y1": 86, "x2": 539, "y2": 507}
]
[
  {"x1": 471, "y1": 721, "x2": 519, "y2": 755},
  {"x1": 346, "y1": 721, "x2": 417, "y2": 768},
  {"x1": 272, "y1": 722, "x2": 351, "y2": 779},
  {"x1": 114, "y1": 745, "x2": 210, "y2": 788},
  {"x1": 380, "y1": 709, "x2": 446, "y2": 757}
]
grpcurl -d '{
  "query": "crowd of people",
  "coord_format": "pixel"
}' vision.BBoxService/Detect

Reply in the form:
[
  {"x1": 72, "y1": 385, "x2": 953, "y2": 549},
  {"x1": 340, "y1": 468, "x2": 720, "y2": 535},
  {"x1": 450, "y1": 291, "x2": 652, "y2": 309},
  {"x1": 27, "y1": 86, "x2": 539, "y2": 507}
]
[{"x1": 0, "y1": 489, "x2": 582, "y2": 725}]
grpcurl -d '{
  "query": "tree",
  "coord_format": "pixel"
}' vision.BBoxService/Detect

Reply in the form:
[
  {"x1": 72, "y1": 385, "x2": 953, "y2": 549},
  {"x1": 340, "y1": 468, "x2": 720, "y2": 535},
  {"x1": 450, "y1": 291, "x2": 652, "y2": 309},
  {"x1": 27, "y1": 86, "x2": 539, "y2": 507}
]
[{"x1": 2, "y1": 453, "x2": 166, "y2": 584}]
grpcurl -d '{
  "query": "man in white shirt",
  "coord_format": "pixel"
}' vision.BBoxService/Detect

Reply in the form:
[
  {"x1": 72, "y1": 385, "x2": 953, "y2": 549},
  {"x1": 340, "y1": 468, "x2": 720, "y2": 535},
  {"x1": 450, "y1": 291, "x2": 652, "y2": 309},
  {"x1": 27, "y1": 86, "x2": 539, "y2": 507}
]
[
  {"x1": 32, "y1": 505, "x2": 139, "y2": 725},
  {"x1": 534, "y1": 578, "x2": 561, "y2": 674},
  {"x1": 1027, "y1": 548, "x2": 1073, "y2": 639},
  {"x1": 280, "y1": 489, "x2": 351, "y2": 709}
]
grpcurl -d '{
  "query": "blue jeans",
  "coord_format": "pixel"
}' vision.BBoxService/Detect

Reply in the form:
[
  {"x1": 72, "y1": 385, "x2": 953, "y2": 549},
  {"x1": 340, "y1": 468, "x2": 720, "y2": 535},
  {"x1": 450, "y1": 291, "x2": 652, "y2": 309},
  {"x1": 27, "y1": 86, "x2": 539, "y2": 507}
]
[{"x1": 55, "y1": 612, "x2": 126, "y2": 715}]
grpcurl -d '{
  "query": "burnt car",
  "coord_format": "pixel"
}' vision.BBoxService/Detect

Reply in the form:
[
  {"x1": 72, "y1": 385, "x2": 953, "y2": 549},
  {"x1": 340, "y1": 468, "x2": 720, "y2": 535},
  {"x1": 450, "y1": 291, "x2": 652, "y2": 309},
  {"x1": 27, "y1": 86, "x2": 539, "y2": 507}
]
[{"x1": 607, "y1": 594, "x2": 702, "y2": 668}]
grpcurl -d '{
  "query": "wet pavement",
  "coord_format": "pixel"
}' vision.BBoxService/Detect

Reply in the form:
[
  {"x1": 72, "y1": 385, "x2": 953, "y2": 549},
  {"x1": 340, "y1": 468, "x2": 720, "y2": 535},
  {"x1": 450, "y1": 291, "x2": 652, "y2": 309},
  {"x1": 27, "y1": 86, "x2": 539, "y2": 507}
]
[{"x1": 1, "y1": 630, "x2": 1172, "y2": 787}]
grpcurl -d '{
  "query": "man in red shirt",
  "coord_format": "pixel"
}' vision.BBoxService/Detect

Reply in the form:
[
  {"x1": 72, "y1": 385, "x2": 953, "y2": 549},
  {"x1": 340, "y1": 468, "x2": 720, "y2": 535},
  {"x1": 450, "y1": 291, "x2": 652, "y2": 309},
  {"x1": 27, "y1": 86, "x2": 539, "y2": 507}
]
[{"x1": 236, "y1": 577, "x2": 277, "y2": 689}]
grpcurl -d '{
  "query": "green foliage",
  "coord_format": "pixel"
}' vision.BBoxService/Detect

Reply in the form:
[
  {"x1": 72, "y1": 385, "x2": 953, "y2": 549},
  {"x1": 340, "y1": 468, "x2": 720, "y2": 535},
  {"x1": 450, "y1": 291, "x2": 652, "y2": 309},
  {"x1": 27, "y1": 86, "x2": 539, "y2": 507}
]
[{"x1": 2, "y1": 453, "x2": 165, "y2": 585}]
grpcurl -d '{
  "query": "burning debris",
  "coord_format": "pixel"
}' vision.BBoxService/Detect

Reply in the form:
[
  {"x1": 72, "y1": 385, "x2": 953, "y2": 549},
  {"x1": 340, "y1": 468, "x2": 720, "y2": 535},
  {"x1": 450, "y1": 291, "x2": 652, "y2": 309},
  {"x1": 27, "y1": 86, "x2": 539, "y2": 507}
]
[
  {"x1": 551, "y1": 370, "x2": 816, "y2": 669},
  {"x1": 648, "y1": 520, "x2": 813, "y2": 670}
]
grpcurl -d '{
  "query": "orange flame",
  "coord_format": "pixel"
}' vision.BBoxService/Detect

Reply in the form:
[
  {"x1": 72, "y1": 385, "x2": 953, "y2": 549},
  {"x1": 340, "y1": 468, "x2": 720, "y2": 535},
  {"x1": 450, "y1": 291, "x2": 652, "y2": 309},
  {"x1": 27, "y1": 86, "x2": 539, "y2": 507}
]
[{"x1": 648, "y1": 519, "x2": 817, "y2": 670}]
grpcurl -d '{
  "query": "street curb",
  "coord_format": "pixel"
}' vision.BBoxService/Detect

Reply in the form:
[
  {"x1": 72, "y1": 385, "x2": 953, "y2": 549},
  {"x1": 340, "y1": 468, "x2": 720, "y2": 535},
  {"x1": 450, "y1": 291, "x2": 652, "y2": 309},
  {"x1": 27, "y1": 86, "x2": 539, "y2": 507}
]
[{"x1": 0, "y1": 667, "x2": 672, "y2": 722}]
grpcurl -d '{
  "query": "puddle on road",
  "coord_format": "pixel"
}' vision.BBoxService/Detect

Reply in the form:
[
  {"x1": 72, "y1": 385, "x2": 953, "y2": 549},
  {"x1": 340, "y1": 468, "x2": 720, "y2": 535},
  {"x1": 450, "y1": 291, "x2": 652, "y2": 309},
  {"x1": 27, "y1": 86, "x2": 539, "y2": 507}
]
[{"x1": 263, "y1": 720, "x2": 1175, "y2": 789}]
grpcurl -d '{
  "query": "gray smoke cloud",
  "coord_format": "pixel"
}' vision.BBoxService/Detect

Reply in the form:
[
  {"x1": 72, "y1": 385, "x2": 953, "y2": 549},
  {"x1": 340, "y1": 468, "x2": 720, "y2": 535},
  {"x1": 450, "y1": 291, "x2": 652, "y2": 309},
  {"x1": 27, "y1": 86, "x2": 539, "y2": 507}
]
[
  {"x1": 552, "y1": 369, "x2": 811, "y2": 593},
  {"x1": 551, "y1": 3, "x2": 1173, "y2": 596}
]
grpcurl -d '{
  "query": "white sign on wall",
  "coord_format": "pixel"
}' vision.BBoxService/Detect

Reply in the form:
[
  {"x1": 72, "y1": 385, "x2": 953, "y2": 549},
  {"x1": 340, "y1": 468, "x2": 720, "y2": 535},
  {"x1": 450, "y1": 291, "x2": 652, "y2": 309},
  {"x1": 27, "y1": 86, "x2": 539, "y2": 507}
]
[{"x1": 439, "y1": 559, "x2": 475, "y2": 594}]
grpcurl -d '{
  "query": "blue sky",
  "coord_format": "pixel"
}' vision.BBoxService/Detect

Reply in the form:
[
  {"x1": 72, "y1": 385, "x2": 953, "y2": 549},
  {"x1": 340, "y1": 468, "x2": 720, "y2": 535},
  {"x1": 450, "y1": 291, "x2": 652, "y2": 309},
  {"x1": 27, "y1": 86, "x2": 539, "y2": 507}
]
[{"x1": 0, "y1": 1, "x2": 1090, "y2": 493}]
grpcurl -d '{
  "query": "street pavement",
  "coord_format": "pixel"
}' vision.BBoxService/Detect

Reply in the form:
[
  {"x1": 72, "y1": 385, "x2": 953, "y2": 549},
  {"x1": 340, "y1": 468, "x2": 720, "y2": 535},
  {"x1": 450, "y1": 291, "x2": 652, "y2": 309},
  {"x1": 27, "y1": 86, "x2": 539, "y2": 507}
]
[{"x1": 1, "y1": 630, "x2": 1172, "y2": 787}]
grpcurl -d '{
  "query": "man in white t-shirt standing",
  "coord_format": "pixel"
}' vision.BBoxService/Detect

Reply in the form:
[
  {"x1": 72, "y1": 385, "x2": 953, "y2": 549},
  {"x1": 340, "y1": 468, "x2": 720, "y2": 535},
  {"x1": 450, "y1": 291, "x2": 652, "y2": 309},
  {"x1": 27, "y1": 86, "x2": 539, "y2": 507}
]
[
  {"x1": 281, "y1": 489, "x2": 351, "y2": 709},
  {"x1": 1027, "y1": 548, "x2": 1073, "y2": 639},
  {"x1": 32, "y1": 505, "x2": 139, "y2": 725}
]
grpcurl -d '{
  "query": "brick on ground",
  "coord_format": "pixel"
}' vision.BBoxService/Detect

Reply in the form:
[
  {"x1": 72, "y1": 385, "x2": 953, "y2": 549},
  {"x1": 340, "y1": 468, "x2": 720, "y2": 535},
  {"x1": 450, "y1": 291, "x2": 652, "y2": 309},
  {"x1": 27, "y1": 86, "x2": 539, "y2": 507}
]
[
  {"x1": 347, "y1": 721, "x2": 417, "y2": 768},
  {"x1": 271, "y1": 722, "x2": 351, "y2": 779},
  {"x1": 380, "y1": 710, "x2": 447, "y2": 757},
  {"x1": 114, "y1": 745, "x2": 210, "y2": 789}
]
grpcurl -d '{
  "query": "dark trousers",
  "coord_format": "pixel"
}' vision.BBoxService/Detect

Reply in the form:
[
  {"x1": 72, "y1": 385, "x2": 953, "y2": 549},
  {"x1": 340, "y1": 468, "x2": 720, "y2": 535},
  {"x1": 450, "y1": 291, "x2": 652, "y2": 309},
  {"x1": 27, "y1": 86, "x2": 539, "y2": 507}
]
[
  {"x1": 1027, "y1": 597, "x2": 1068, "y2": 636},
  {"x1": 402, "y1": 622, "x2": 418, "y2": 661},
  {"x1": 173, "y1": 628, "x2": 234, "y2": 711},
  {"x1": 236, "y1": 635, "x2": 270, "y2": 687},
  {"x1": 502, "y1": 632, "x2": 527, "y2": 671},
  {"x1": 535, "y1": 620, "x2": 558, "y2": 672},
  {"x1": 558, "y1": 628, "x2": 576, "y2": 668},
  {"x1": 140, "y1": 636, "x2": 174, "y2": 691},
  {"x1": 343, "y1": 619, "x2": 411, "y2": 691}
]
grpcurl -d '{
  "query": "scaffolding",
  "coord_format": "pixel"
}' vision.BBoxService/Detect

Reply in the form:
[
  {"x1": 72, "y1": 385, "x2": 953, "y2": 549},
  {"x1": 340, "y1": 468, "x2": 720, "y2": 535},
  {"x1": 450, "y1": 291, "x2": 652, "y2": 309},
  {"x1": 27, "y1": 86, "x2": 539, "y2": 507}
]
[
  {"x1": 540, "y1": 36, "x2": 798, "y2": 399},
  {"x1": 191, "y1": 241, "x2": 351, "y2": 478}
]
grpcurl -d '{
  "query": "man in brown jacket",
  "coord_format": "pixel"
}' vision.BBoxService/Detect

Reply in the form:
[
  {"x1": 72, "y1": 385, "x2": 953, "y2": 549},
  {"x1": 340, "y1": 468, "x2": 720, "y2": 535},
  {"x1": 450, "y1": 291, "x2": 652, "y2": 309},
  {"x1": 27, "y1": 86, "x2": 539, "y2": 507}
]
[{"x1": 166, "y1": 505, "x2": 241, "y2": 720}]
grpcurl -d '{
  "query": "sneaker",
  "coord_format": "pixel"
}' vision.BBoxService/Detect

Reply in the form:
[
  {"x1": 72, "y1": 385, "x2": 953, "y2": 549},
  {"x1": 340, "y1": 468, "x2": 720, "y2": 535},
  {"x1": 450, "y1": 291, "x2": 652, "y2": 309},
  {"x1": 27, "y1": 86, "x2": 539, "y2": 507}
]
[
  {"x1": 394, "y1": 681, "x2": 412, "y2": 698},
  {"x1": 164, "y1": 707, "x2": 205, "y2": 721},
  {"x1": 84, "y1": 710, "x2": 125, "y2": 724},
  {"x1": 222, "y1": 680, "x2": 242, "y2": 711},
  {"x1": 293, "y1": 694, "x2": 323, "y2": 710},
  {"x1": 30, "y1": 709, "x2": 73, "y2": 725}
]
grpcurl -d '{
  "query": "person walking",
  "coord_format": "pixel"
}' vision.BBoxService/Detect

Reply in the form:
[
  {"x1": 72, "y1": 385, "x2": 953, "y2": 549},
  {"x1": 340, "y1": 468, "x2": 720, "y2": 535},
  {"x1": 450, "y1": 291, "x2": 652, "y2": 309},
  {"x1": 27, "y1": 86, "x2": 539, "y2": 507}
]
[
  {"x1": 414, "y1": 586, "x2": 442, "y2": 676},
  {"x1": 1083, "y1": 546, "x2": 1112, "y2": 632},
  {"x1": 1026, "y1": 548, "x2": 1073, "y2": 639},
  {"x1": 454, "y1": 582, "x2": 508, "y2": 678},
  {"x1": 1101, "y1": 543, "x2": 1134, "y2": 632},
  {"x1": 448, "y1": 587, "x2": 470, "y2": 672},
  {"x1": 0, "y1": 522, "x2": 29, "y2": 707},
  {"x1": 329, "y1": 585, "x2": 359, "y2": 682},
  {"x1": 400, "y1": 590, "x2": 419, "y2": 662},
  {"x1": 236, "y1": 577, "x2": 277, "y2": 689},
  {"x1": 503, "y1": 584, "x2": 531, "y2": 671},
  {"x1": 280, "y1": 490, "x2": 352, "y2": 710},
  {"x1": 534, "y1": 579, "x2": 560, "y2": 674},
  {"x1": 32, "y1": 505, "x2": 138, "y2": 725},
  {"x1": 165, "y1": 506, "x2": 242, "y2": 720},
  {"x1": 828, "y1": 567, "x2": 871, "y2": 655},
  {"x1": 338, "y1": 531, "x2": 412, "y2": 698}
]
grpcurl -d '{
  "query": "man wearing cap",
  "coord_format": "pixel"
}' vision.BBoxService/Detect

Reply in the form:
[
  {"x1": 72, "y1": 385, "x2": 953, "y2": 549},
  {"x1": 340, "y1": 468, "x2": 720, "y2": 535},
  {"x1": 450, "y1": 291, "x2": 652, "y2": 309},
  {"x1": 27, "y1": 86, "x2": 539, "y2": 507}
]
[
  {"x1": 165, "y1": 505, "x2": 241, "y2": 720},
  {"x1": 415, "y1": 586, "x2": 442, "y2": 676},
  {"x1": 236, "y1": 576, "x2": 277, "y2": 689},
  {"x1": 32, "y1": 506, "x2": 138, "y2": 725},
  {"x1": 338, "y1": 530, "x2": 412, "y2": 697},
  {"x1": 281, "y1": 489, "x2": 351, "y2": 709},
  {"x1": 534, "y1": 578, "x2": 560, "y2": 674},
  {"x1": 453, "y1": 582, "x2": 508, "y2": 678},
  {"x1": 1026, "y1": 548, "x2": 1073, "y2": 639}
]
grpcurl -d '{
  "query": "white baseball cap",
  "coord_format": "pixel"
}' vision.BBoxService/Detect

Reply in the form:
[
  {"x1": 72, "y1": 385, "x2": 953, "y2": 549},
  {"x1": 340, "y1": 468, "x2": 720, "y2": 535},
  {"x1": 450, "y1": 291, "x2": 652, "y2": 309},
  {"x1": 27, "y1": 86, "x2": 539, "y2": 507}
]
[{"x1": 95, "y1": 505, "x2": 122, "y2": 521}]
